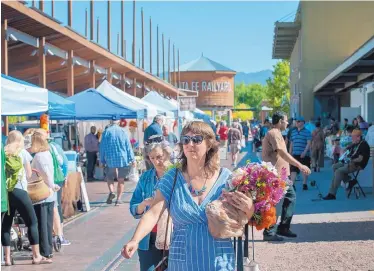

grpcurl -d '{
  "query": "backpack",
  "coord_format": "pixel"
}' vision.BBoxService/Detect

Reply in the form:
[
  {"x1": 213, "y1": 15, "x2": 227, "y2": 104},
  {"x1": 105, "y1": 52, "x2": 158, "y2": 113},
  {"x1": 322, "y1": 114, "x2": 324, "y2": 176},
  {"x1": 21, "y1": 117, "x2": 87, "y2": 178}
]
[
  {"x1": 5, "y1": 153, "x2": 23, "y2": 192},
  {"x1": 50, "y1": 149, "x2": 65, "y2": 184}
]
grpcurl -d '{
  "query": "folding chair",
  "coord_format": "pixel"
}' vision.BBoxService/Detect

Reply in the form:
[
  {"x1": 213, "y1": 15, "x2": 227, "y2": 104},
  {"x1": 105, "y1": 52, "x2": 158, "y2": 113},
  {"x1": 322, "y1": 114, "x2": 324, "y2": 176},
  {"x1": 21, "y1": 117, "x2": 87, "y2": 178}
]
[{"x1": 346, "y1": 170, "x2": 366, "y2": 199}]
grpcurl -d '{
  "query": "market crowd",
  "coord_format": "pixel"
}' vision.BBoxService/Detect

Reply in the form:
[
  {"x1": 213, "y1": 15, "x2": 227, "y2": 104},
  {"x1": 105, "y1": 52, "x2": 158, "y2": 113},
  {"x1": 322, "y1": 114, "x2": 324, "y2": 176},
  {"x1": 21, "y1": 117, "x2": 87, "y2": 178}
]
[{"x1": 2, "y1": 128, "x2": 71, "y2": 265}]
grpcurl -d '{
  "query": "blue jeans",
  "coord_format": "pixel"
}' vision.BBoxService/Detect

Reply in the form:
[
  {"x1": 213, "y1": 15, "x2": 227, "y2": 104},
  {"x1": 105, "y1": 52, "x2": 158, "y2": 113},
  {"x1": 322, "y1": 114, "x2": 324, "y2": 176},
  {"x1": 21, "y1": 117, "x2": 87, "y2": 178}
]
[
  {"x1": 138, "y1": 232, "x2": 164, "y2": 271},
  {"x1": 263, "y1": 184, "x2": 296, "y2": 236}
]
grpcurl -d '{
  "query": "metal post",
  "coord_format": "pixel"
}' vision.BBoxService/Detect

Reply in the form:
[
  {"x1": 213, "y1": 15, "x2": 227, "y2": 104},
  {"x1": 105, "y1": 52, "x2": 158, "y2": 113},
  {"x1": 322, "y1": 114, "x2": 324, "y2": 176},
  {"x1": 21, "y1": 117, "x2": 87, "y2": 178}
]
[
  {"x1": 141, "y1": 8, "x2": 144, "y2": 69},
  {"x1": 132, "y1": 0, "x2": 136, "y2": 64},
  {"x1": 107, "y1": 0, "x2": 111, "y2": 50},
  {"x1": 162, "y1": 33, "x2": 165, "y2": 80},
  {"x1": 157, "y1": 25, "x2": 159, "y2": 77},
  {"x1": 96, "y1": 17, "x2": 100, "y2": 43},
  {"x1": 149, "y1": 17, "x2": 152, "y2": 74},
  {"x1": 121, "y1": 0, "x2": 125, "y2": 57},
  {"x1": 90, "y1": 0, "x2": 94, "y2": 40}
]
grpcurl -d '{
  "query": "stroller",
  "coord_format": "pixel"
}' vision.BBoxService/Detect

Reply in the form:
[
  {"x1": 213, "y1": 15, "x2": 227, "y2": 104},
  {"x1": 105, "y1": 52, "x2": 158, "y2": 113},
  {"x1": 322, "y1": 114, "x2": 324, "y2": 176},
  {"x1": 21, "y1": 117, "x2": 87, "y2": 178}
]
[{"x1": 10, "y1": 211, "x2": 62, "y2": 253}]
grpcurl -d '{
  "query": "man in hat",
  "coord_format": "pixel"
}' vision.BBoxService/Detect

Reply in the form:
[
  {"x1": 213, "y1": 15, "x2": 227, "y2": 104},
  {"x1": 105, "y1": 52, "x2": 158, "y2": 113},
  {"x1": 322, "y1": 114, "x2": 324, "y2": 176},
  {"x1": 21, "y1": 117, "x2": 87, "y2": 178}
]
[
  {"x1": 323, "y1": 129, "x2": 370, "y2": 200},
  {"x1": 289, "y1": 116, "x2": 312, "y2": 190}
]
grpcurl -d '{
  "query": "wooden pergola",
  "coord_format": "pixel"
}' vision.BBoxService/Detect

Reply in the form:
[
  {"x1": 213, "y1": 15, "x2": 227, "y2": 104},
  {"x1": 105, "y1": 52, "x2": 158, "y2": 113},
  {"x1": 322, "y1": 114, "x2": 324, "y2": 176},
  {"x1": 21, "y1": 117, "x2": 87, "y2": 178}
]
[{"x1": 1, "y1": 0, "x2": 183, "y2": 99}]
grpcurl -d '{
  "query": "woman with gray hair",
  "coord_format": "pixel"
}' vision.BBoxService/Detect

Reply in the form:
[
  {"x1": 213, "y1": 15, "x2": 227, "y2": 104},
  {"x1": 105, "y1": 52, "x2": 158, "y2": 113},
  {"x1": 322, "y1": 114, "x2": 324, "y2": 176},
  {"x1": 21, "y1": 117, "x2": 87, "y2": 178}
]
[{"x1": 129, "y1": 138, "x2": 172, "y2": 271}]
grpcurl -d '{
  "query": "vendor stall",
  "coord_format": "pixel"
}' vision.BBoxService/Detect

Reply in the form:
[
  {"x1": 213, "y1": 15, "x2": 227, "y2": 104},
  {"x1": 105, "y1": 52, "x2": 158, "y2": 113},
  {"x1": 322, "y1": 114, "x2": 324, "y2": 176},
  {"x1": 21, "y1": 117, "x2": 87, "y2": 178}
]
[
  {"x1": 1, "y1": 75, "x2": 48, "y2": 116},
  {"x1": 97, "y1": 80, "x2": 173, "y2": 118},
  {"x1": 67, "y1": 88, "x2": 144, "y2": 120}
]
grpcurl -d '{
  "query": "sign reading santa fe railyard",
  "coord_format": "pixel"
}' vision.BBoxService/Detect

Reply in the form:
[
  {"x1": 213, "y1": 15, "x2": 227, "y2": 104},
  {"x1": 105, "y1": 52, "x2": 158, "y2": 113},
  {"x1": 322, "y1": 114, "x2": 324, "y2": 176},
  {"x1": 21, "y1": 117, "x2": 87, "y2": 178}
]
[{"x1": 180, "y1": 81, "x2": 232, "y2": 92}]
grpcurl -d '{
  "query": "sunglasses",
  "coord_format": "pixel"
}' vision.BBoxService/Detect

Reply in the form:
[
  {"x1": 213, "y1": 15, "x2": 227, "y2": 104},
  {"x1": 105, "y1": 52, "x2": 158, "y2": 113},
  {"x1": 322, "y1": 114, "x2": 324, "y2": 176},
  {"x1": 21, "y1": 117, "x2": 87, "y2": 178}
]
[
  {"x1": 180, "y1": 135, "x2": 204, "y2": 145},
  {"x1": 145, "y1": 135, "x2": 164, "y2": 145}
]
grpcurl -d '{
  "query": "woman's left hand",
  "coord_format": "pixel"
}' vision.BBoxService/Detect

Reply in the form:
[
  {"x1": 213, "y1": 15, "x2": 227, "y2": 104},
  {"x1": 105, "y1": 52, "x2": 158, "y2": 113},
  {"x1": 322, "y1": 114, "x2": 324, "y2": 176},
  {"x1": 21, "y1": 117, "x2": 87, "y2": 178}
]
[{"x1": 223, "y1": 191, "x2": 254, "y2": 219}]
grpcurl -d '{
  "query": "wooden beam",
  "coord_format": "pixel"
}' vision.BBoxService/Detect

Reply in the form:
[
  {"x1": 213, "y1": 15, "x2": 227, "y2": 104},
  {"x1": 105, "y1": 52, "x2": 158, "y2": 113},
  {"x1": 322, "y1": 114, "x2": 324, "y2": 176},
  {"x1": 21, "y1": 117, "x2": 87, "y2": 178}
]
[
  {"x1": 132, "y1": 78, "x2": 137, "y2": 97},
  {"x1": 67, "y1": 50, "x2": 74, "y2": 96},
  {"x1": 121, "y1": 0, "x2": 125, "y2": 58},
  {"x1": 120, "y1": 72, "x2": 126, "y2": 91},
  {"x1": 2, "y1": 19, "x2": 9, "y2": 136},
  {"x1": 149, "y1": 17, "x2": 152, "y2": 74},
  {"x1": 2, "y1": 20, "x2": 8, "y2": 76},
  {"x1": 141, "y1": 8, "x2": 144, "y2": 69},
  {"x1": 68, "y1": 0, "x2": 73, "y2": 27},
  {"x1": 107, "y1": 67, "x2": 112, "y2": 84},
  {"x1": 39, "y1": 37, "x2": 46, "y2": 88},
  {"x1": 90, "y1": 0, "x2": 94, "y2": 41},
  {"x1": 89, "y1": 60, "x2": 96, "y2": 88},
  {"x1": 107, "y1": 0, "x2": 111, "y2": 51},
  {"x1": 2, "y1": 1, "x2": 183, "y2": 97},
  {"x1": 132, "y1": 0, "x2": 136, "y2": 64}
]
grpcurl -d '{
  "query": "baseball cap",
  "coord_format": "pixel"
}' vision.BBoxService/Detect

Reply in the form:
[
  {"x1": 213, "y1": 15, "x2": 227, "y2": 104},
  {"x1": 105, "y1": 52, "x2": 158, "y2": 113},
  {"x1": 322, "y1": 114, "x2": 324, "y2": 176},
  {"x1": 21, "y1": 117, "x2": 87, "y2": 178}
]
[{"x1": 295, "y1": 116, "x2": 305, "y2": 122}]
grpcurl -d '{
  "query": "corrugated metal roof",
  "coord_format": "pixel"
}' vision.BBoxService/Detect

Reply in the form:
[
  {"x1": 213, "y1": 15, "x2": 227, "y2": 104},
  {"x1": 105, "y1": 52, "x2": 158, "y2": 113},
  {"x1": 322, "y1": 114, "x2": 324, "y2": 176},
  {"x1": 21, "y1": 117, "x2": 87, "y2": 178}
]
[{"x1": 178, "y1": 55, "x2": 235, "y2": 72}]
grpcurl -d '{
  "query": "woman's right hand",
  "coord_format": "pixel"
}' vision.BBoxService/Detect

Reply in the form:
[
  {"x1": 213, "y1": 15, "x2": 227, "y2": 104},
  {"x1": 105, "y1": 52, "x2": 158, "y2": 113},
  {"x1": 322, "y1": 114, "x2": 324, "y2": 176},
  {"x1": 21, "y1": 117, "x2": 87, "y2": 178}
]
[{"x1": 121, "y1": 240, "x2": 139, "y2": 259}]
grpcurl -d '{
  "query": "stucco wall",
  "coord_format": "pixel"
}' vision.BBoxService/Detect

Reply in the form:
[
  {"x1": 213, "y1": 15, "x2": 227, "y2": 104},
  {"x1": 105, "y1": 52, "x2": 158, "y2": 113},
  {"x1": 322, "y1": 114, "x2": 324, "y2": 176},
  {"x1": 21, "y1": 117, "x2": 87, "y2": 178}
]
[{"x1": 296, "y1": 1, "x2": 374, "y2": 120}]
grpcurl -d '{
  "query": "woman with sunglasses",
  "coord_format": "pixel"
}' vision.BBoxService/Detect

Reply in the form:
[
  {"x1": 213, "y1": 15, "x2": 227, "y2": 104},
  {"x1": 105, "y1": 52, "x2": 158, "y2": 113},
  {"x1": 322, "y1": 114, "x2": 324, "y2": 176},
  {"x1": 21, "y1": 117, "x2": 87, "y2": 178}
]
[
  {"x1": 129, "y1": 138, "x2": 173, "y2": 271},
  {"x1": 123, "y1": 121, "x2": 254, "y2": 270}
]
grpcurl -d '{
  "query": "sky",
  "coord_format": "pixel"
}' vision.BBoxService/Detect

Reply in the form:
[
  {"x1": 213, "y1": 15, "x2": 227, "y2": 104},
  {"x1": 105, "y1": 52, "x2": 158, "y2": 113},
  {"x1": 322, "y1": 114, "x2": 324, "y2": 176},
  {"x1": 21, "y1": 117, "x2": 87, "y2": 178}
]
[{"x1": 26, "y1": 1, "x2": 299, "y2": 73}]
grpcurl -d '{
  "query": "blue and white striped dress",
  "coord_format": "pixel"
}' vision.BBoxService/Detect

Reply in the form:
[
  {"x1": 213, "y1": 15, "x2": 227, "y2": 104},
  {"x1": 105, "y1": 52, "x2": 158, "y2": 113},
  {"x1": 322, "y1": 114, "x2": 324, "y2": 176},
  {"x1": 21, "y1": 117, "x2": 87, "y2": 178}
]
[{"x1": 157, "y1": 167, "x2": 235, "y2": 271}]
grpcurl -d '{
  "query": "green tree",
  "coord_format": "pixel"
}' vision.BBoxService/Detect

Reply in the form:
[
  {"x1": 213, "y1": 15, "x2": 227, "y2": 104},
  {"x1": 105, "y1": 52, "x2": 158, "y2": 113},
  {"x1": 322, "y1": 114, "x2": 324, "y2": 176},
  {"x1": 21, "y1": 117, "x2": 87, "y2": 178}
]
[
  {"x1": 234, "y1": 83, "x2": 267, "y2": 117},
  {"x1": 265, "y1": 60, "x2": 290, "y2": 114}
]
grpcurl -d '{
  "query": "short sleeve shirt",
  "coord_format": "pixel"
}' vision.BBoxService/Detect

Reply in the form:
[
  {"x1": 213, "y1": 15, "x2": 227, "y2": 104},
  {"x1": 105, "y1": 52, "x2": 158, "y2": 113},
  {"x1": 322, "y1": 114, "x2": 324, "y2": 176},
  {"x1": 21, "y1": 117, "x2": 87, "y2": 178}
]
[
  {"x1": 14, "y1": 149, "x2": 33, "y2": 191},
  {"x1": 262, "y1": 128, "x2": 290, "y2": 176},
  {"x1": 290, "y1": 127, "x2": 312, "y2": 156}
]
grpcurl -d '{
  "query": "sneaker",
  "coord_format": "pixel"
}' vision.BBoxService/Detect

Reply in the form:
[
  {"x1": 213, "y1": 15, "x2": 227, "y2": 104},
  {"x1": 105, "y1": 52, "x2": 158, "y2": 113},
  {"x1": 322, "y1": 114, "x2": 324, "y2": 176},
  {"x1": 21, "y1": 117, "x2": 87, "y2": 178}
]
[
  {"x1": 303, "y1": 184, "x2": 308, "y2": 190},
  {"x1": 61, "y1": 237, "x2": 71, "y2": 246},
  {"x1": 277, "y1": 229, "x2": 297, "y2": 238},
  {"x1": 322, "y1": 193, "x2": 336, "y2": 200},
  {"x1": 106, "y1": 193, "x2": 116, "y2": 204},
  {"x1": 263, "y1": 234, "x2": 284, "y2": 242}
]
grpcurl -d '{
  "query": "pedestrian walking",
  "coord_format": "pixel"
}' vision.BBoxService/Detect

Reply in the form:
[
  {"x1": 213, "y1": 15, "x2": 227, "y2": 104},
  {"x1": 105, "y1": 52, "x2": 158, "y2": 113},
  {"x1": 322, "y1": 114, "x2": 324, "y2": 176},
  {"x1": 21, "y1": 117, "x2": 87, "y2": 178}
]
[
  {"x1": 84, "y1": 126, "x2": 99, "y2": 181},
  {"x1": 261, "y1": 112, "x2": 311, "y2": 241},
  {"x1": 100, "y1": 119, "x2": 135, "y2": 206}
]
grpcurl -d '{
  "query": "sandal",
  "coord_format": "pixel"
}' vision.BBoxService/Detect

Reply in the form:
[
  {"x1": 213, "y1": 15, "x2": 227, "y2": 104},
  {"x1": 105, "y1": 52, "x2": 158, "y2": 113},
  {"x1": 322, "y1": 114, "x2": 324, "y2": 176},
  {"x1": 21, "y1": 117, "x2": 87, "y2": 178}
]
[{"x1": 32, "y1": 257, "x2": 53, "y2": 265}]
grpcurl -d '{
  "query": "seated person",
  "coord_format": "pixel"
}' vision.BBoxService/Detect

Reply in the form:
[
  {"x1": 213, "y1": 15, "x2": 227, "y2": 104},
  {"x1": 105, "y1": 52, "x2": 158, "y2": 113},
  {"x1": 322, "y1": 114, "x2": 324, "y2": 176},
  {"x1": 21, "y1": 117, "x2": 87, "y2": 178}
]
[{"x1": 323, "y1": 129, "x2": 370, "y2": 200}]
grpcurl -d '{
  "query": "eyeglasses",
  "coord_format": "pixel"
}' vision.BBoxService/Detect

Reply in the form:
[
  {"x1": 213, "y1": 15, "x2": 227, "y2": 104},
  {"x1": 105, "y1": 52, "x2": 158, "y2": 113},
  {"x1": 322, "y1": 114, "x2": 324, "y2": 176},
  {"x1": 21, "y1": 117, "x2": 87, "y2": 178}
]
[
  {"x1": 180, "y1": 135, "x2": 204, "y2": 145},
  {"x1": 145, "y1": 135, "x2": 164, "y2": 145},
  {"x1": 149, "y1": 154, "x2": 164, "y2": 161}
]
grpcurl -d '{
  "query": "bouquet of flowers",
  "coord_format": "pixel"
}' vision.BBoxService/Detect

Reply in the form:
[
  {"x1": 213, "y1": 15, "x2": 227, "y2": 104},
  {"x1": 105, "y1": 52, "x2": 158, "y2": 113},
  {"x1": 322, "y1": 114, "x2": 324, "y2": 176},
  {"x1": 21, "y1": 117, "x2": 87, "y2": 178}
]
[{"x1": 206, "y1": 161, "x2": 290, "y2": 239}]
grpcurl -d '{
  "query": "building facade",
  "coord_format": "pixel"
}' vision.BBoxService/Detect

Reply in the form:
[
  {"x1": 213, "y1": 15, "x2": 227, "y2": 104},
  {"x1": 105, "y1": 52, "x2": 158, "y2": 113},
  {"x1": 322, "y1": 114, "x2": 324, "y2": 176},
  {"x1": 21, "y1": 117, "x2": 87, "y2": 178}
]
[
  {"x1": 172, "y1": 55, "x2": 236, "y2": 118},
  {"x1": 273, "y1": 1, "x2": 374, "y2": 121}
]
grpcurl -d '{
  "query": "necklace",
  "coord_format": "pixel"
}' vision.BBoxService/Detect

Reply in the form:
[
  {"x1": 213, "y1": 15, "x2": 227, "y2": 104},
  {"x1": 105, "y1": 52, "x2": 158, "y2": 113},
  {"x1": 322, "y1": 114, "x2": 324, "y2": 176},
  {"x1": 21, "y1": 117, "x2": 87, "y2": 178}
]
[{"x1": 187, "y1": 174, "x2": 208, "y2": 196}]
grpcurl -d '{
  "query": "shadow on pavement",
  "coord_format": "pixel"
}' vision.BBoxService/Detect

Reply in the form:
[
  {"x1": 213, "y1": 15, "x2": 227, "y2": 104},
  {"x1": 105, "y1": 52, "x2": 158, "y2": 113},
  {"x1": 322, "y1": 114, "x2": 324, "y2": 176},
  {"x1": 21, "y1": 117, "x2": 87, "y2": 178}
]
[
  {"x1": 273, "y1": 220, "x2": 374, "y2": 243},
  {"x1": 237, "y1": 141, "x2": 374, "y2": 215}
]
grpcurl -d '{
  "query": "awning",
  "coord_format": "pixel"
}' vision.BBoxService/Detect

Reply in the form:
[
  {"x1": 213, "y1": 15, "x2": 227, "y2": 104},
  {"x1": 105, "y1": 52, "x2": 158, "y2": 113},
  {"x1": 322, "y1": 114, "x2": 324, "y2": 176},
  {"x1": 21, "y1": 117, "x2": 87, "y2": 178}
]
[
  {"x1": 96, "y1": 80, "x2": 173, "y2": 118},
  {"x1": 68, "y1": 88, "x2": 143, "y2": 120},
  {"x1": 142, "y1": 91, "x2": 178, "y2": 115},
  {"x1": 1, "y1": 75, "x2": 48, "y2": 116},
  {"x1": 1, "y1": 74, "x2": 76, "y2": 120},
  {"x1": 272, "y1": 21, "x2": 301, "y2": 59},
  {"x1": 314, "y1": 35, "x2": 374, "y2": 94}
]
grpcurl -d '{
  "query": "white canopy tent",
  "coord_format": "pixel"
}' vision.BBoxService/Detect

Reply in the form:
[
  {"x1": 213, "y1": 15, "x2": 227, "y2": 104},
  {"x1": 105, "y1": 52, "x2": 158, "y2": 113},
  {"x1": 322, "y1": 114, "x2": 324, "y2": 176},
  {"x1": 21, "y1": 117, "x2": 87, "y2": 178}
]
[
  {"x1": 97, "y1": 81, "x2": 173, "y2": 119},
  {"x1": 1, "y1": 76, "x2": 48, "y2": 115}
]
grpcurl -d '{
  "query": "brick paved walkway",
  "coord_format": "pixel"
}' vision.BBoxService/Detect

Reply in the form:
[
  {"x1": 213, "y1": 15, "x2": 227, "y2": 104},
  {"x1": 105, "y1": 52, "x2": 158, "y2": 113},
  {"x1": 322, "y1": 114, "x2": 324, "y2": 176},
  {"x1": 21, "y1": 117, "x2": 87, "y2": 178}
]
[{"x1": 5, "y1": 144, "x2": 374, "y2": 271}]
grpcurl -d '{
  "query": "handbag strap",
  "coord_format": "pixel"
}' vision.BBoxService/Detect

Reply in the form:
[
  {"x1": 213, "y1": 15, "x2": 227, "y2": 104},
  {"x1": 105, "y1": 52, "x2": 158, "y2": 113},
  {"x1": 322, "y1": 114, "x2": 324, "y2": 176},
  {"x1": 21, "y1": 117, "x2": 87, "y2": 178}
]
[{"x1": 162, "y1": 168, "x2": 178, "y2": 255}]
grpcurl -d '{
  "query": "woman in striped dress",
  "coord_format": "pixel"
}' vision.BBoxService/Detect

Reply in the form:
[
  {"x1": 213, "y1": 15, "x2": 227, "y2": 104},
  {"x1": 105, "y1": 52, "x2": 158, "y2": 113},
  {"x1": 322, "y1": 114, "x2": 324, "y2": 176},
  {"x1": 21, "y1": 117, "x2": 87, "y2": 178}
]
[{"x1": 122, "y1": 121, "x2": 254, "y2": 270}]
